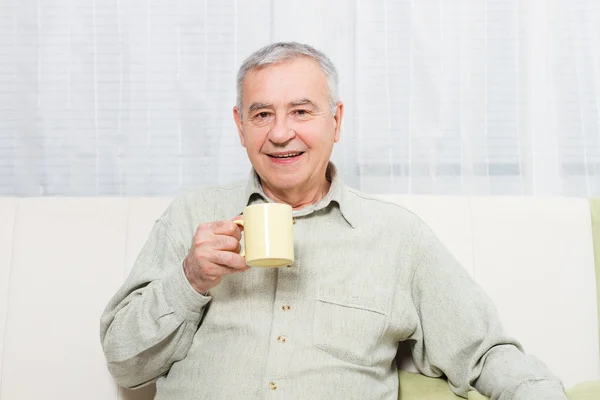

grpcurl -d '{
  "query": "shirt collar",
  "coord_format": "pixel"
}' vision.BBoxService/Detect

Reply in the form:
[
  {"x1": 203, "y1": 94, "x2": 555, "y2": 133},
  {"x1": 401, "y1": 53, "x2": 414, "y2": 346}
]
[{"x1": 240, "y1": 162, "x2": 355, "y2": 228}]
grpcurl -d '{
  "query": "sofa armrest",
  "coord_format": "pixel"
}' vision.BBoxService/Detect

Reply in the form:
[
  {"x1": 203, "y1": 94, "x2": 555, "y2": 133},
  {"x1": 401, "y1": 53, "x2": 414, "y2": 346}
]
[
  {"x1": 398, "y1": 369, "x2": 600, "y2": 400},
  {"x1": 566, "y1": 381, "x2": 600, "y2": 400}
]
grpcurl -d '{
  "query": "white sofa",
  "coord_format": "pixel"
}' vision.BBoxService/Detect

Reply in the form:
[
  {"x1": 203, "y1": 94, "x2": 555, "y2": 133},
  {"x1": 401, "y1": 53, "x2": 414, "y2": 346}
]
[{"x1": 0, "y1": 196, "x2": 598, "y2": 399}]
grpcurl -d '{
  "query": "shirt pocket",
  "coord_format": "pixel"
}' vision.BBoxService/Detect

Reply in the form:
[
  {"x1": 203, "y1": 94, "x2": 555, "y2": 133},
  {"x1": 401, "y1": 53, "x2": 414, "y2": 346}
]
[{"x1": 312, "y1": 295, "x2": 388, "y2": 367}]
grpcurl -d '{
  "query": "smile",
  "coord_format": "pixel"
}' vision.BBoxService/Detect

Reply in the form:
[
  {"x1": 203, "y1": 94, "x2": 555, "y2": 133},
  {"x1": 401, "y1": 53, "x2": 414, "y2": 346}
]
[{"x1": 268, "y1": 152, "x2": 304, "y2": 159}]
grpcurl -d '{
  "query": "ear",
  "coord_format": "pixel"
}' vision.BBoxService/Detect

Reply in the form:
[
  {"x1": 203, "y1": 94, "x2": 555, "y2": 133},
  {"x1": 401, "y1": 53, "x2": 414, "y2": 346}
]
[
  {"x1": 233, "y1": 106, "x2": 246, "y2": 147},
  {"x1": 333, "y1": 101, "x2": 344, "y2": 143}
]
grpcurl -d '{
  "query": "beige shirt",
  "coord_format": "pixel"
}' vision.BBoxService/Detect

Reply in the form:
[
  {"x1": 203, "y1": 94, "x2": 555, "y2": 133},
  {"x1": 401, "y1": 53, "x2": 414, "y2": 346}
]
[{"x1": 100, "y1": 164, "x2": 566, "y2": 400}]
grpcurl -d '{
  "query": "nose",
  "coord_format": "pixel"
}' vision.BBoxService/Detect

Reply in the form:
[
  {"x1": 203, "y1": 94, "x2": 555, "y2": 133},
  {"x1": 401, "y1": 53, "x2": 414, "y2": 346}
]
[{"x1": 268, "y1": 115, "x2": 296, "y2": 144}]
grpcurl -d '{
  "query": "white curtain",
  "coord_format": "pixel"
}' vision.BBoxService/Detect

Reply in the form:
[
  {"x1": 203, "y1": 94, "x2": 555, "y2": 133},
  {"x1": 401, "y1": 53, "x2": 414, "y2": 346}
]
[{"x1": 0, "y1": 0, "x2": 599, "y2": 197}]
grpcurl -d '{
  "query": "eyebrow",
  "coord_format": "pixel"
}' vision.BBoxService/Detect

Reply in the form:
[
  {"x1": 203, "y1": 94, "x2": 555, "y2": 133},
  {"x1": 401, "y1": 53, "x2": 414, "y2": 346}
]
[
  {"x1": 247, "y1": 99, "x2": 320, "y2": 115},
  {"x1": 247, "y1": 102, "x2": 273, "y2": 114},
  {"x1": 289, "y1": 98, "x2": 318, "y2": 109}
]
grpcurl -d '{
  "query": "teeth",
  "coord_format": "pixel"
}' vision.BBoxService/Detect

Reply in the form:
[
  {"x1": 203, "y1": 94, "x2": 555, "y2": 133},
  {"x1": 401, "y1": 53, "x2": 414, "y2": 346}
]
[{"x1": 272, "y1": 153, "x2": 301, "y2": 158}]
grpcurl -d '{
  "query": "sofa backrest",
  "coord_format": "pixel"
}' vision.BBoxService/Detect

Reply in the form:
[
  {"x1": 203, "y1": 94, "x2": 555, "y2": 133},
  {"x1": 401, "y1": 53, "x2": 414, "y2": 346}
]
[{"x1": 0, "y1": 196, "x2": 598, "y2": 399}]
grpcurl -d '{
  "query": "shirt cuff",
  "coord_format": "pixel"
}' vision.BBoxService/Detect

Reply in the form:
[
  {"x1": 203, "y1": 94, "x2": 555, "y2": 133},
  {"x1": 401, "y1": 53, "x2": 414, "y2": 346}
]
[
  {"x1": 508, "y1": 379, "x2": 567, "y2": 400},
  {"x1": 162, "y1": 261, "x2": 212, "y2": 322}
]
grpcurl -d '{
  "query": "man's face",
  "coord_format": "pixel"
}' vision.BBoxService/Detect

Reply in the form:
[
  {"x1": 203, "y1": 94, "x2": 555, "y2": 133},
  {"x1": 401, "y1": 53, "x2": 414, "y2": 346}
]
[{"x1": 233, "y1": 57, "x2": 343, "y2": 192}]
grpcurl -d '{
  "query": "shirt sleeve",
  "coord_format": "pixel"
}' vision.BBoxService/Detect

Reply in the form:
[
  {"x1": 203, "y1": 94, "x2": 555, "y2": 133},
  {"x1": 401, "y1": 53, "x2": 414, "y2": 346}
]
[
  {"x1": 408, "y1": 222, "x2": 567, "y2": 400},
  {"x1": 99, "y1": 204, "x2": 210, "y2": 389}
]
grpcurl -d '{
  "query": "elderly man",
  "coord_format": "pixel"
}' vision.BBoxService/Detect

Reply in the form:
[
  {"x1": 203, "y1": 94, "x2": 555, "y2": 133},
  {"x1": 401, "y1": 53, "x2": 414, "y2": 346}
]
[{"x1": 100, "y1": 42, "x2": 566, "y2": 399}]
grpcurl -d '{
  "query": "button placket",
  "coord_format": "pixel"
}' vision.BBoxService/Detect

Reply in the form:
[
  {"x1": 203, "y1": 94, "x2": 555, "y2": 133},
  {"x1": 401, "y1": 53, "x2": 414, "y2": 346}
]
[{"x1": 264, "y1": 215, "x2": 301, "y2": 395}]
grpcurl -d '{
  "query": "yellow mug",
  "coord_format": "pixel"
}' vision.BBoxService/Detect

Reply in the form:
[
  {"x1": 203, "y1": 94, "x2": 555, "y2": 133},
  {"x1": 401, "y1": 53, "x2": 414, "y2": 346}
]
[{"x1": 233, "y1": 203, "x2": 294, "y2": 268}]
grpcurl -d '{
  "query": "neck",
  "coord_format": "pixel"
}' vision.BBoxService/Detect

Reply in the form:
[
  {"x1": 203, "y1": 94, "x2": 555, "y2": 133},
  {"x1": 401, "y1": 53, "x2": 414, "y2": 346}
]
[{"x1": 261, "y1": 176, "x2": 331, "y2": 211}]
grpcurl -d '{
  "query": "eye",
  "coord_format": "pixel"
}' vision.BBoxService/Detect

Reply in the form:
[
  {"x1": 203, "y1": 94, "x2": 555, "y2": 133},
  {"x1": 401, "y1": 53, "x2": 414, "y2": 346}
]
[
  {"x1": 251, "y1": 111, "x2": 273, "y2": 124},
  {"x1": 256, "y1": 111, "x2": 271, "y2": 119},
  {"x1": 293, "y1": 109, "x2": 311, "y2": 118}
]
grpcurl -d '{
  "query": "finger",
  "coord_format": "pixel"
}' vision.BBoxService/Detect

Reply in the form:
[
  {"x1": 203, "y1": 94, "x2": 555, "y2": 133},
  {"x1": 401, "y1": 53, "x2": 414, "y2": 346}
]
[
  {"x1": 218, "y1": 264, "x2": 250, "y2": 275},
  {"x1": 211, "y1": 234, "x2": 241, "y2": 252},
  {"x1": 230, "y1": 218, "x2": 243, "y2": 239},
  {"x1": 195, "y1": 221, "x2": 241, "y2": 243},
  {"x1": 211, "y1": 220, "x2": 242, "y2": 241},
  {"x1": 201, "y1": 260, "x2": 248, "y2": 277},
  {"x1": 209, "y1": 250, "x2": 248, "y2": 270},
  {"x1": 200, "y1": 262, "x2": 241, "y2": 277}
]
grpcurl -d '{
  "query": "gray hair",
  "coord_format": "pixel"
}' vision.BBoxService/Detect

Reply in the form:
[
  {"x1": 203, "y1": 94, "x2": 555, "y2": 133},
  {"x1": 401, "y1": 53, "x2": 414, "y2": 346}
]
[{"x1": 236, "y1": 42, "x2": 339, "y2": 118}]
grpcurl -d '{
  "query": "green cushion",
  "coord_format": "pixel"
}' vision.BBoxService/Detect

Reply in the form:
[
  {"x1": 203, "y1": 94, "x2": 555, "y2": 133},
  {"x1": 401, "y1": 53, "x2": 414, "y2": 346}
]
[
  {"x1": 566, "y1": 381, "x2": 600, "y2": 400},
  {"x1": 398, "y1": 370, "x2": 600, "y2": 399},
  {"x1": 398, "y1": 370, "x2": 462, "y2": 399},
  {"x1": 398, "y1": 370, "x2": 485, "y2": 399}
]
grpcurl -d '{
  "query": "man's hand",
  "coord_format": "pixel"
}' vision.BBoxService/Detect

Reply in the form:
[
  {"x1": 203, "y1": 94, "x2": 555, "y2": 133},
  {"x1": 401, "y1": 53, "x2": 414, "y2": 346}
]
[{"x1": 183, "y1": 218, "x2": 249, "y2": 295}]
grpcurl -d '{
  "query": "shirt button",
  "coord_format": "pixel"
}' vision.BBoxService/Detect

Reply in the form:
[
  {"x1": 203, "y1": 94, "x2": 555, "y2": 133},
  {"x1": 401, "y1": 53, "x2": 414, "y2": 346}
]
[
  {"x1": 277, "y1": 335, "x2": 287, "y2": 343},
  {"x1": 282, "y1": 305, "x2": 291, "y2": 311},
  {"x1": 269, "y1": 381, "x2": 278, "y2": 390}
]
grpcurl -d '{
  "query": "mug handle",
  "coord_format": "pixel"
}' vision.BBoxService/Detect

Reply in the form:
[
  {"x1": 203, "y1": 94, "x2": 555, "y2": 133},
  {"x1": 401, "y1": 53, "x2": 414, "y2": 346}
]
[{"x1": 233, "y1": 219, "x2": 245, "y2": 258}]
